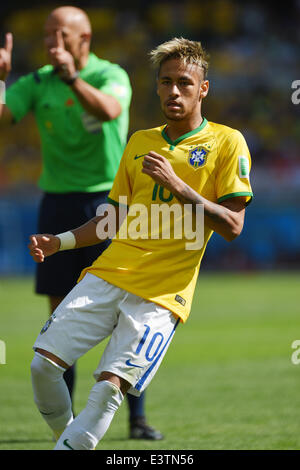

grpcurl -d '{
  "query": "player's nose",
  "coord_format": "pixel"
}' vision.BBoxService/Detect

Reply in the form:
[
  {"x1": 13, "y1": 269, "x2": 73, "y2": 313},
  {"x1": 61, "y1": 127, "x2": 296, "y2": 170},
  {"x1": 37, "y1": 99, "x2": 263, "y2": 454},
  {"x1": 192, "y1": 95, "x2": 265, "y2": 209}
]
[{"x1": 169, "y1": 83, "x2": 180, "y2": 96}]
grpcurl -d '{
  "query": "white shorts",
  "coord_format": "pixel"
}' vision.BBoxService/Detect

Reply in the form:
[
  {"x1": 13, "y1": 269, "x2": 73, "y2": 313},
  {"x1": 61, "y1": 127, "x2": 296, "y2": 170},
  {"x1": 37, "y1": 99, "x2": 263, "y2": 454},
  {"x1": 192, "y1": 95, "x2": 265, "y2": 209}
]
[{"x1": 33, "y1": 273, "x2": 180, "y2": 396}]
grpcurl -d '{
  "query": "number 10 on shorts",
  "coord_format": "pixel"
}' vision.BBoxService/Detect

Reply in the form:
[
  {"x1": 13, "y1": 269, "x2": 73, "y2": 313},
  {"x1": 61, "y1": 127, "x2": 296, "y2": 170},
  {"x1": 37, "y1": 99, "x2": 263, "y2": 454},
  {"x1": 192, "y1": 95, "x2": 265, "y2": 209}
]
[{"x1": 135, "y1": 324, "x2": 165, "y2": 362}]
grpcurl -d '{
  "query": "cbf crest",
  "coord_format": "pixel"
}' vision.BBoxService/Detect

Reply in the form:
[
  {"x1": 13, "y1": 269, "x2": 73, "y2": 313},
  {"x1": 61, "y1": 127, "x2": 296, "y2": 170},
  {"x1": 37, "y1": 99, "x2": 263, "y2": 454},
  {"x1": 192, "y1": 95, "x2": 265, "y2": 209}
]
[{"x1": 188, "y1": 146, "x2": 209, "y2": 169}]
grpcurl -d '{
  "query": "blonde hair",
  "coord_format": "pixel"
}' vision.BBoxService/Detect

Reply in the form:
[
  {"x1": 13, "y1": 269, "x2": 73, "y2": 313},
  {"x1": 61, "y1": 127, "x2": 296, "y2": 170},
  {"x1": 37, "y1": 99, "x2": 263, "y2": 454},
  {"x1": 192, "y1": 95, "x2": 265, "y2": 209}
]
[{"x1": 149, "y1": 37, "x2": 209, "y2": 78}]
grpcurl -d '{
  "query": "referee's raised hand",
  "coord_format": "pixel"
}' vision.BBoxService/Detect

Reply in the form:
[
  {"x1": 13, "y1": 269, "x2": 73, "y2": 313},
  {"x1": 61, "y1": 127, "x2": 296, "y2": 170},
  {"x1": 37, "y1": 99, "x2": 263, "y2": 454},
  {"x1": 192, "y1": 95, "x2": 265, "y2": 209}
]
[
  {"x1": 48, "y1": 29, "x2": 76, "y2": 81},
  {"x1": 0, "y1": 33, "x2": 13, "y2": 81}
]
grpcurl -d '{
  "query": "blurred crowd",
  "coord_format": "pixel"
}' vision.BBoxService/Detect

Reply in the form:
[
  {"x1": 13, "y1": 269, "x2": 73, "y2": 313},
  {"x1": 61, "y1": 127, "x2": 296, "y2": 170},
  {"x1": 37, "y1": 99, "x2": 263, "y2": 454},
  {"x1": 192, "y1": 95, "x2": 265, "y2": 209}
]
[
  {"x1": 0, "y1": 0, "x2": 299, "y2": 197},
  {"x1": 0, "y1": 0, "x2": 300, "y2": 271}
]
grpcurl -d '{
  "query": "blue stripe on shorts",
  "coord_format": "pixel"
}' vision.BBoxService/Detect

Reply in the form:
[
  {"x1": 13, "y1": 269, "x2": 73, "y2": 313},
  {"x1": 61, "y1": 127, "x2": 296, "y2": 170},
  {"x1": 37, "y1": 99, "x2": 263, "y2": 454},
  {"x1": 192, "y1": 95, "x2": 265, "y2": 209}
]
[{"x1": 134, "y1": 317, "x2": 180, "y2": 392}]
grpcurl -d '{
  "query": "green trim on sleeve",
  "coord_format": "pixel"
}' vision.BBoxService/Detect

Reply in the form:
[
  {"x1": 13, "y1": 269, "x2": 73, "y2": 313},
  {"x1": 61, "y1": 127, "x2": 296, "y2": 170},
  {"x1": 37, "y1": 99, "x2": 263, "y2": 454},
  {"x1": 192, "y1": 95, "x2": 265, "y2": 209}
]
[{"x1": 217, "y1": 192, "x2": 253, "y2": 205}]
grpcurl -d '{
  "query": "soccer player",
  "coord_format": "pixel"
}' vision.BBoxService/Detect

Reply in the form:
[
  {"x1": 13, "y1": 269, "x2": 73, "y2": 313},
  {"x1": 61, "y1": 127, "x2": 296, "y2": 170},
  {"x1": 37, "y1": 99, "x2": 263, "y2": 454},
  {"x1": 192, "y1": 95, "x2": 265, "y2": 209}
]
[
  {"x1": 0, "y1": 6, "x2": 162, "y2": 440},
  {"x1": 28, "y1": 37, "x2": 253, "y2": 450}
]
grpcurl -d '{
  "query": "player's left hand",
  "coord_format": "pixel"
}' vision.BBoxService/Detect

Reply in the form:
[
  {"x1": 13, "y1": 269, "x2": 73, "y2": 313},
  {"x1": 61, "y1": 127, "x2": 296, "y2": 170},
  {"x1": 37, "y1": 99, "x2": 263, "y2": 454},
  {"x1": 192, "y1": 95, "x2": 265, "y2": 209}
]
[
  {"x1": 48, "y1": 30, "x2": 76, "y2": 81},
  {"x1": 142, "y1": 151, "x2": 182, "y2": 193}
]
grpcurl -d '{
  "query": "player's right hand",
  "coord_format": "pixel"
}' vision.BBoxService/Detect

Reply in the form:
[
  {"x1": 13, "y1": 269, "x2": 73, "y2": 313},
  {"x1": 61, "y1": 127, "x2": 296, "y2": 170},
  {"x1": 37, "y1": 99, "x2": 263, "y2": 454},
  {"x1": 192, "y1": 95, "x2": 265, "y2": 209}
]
[
  {"x1": 0, "y1": 33, "x2": 13, "y2": 81},
  {"x1": 28, "y1": 234, "x2": 60, "y2": 263}
]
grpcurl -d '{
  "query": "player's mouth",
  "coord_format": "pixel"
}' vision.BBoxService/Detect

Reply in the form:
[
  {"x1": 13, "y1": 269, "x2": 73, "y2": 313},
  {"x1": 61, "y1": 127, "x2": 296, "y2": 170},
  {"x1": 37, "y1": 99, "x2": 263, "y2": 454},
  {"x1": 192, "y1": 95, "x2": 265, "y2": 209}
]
[{"x1": 166, "y1": 100, "x2": 181, "y2": 110}]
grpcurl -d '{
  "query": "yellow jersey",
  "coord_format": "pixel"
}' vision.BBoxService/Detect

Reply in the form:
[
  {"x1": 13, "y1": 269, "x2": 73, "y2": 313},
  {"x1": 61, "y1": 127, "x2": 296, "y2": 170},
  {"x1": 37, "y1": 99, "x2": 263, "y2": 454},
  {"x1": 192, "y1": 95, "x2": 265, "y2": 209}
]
[{"x1": 78, "y1": 118, "x2": 253, "y2": 322}]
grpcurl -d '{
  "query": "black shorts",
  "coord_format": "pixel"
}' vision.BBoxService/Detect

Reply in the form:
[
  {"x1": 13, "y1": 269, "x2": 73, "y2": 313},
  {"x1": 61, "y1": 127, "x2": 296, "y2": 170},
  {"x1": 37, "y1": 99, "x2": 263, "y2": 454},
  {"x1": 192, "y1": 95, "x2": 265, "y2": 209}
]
[{"x1": 35, "y1": 191, "x2": 111, "y2": 297}]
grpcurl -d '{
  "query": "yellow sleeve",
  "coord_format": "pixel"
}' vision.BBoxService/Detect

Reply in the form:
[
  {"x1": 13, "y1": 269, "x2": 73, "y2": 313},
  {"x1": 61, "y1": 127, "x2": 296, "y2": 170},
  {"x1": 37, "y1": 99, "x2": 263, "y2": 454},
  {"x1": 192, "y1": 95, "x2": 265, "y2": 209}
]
[
  {"x1": 107, "y1": 136, "x2": 134, "y2": 207},
  {"x1": 215, "y1": 129, "x2": 253, "y2": 205}
]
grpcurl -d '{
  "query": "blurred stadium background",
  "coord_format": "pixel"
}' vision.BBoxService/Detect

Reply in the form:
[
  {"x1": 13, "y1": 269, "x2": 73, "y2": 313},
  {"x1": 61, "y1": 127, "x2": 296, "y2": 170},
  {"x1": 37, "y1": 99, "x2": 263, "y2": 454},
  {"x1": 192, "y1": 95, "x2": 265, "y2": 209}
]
[
  {"x1": 0, "y1": 0, "x2": 300, "y2": 451},
  {"x1": 0, "y1": 0, "x2": 300, "y2": 274}
]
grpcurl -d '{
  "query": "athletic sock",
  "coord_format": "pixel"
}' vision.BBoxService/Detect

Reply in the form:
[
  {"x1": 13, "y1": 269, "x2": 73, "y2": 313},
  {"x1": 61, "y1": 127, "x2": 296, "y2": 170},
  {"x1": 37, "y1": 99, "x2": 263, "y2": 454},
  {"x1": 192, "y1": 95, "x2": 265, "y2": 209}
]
[
  {"x1": 54, "y1": 380, "x2": 124, "y2": 450},
  {"x1": 127, "y1": 390, "x2": 145, "y2": 422},
  {"x1": 31, "y1": 352, "x2": 73, "y2": 435}
]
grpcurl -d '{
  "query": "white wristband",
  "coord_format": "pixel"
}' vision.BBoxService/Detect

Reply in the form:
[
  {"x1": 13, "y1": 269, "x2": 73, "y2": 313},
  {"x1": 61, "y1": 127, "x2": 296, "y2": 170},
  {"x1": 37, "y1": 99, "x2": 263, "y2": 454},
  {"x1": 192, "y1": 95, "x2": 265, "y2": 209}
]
[{"x1": 56, "y1": 231, "x2": 76, "y2": 251}]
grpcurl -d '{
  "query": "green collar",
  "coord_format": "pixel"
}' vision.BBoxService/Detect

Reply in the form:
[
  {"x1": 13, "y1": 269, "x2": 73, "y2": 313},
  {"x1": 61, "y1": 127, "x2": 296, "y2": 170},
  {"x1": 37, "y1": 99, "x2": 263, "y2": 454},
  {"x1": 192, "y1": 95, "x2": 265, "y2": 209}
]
[{"x1": 162, "y1": 118, "x2": 208, "y2": 148}]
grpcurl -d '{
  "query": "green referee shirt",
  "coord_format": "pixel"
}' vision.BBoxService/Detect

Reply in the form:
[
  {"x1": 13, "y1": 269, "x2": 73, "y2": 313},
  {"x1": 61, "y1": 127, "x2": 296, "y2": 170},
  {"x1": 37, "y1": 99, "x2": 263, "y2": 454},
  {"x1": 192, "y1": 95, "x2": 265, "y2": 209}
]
[{"x1": 6, "y1": 53, "x2": 132, "y2": 193}]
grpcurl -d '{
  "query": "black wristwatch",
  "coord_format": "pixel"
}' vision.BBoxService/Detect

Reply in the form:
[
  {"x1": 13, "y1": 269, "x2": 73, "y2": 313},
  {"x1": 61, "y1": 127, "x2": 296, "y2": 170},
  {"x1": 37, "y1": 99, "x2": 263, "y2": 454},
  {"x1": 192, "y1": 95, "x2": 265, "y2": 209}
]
[{"x1": 63, "y1": 71, "x2": 80, "y2": 85}]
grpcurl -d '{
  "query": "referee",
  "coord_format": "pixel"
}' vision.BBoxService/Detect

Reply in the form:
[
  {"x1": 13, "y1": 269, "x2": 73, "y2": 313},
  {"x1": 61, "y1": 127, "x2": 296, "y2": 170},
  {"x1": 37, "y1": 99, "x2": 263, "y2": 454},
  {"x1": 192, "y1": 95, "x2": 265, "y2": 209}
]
[{"x1": 0, "y1": 6, "x2": 162, "y2": 440}]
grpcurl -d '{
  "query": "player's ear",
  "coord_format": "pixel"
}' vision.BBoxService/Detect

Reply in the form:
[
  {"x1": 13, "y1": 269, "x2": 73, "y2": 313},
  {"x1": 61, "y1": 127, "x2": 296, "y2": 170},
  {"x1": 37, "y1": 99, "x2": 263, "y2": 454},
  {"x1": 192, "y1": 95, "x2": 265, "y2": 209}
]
[
  {"x1": 199, "y1": 80, "x2": 209, "y2": 100},
  {"x1": 156, "y1": 77, "x2": 160, "y2": 96}
]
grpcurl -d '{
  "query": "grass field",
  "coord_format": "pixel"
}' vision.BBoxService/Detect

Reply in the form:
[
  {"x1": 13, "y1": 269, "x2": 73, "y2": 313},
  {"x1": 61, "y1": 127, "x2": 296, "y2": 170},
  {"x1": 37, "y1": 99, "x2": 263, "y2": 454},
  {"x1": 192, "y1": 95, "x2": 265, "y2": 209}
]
[{"x1": 0, "y1": 272, "x2": 299, "y2": 450}]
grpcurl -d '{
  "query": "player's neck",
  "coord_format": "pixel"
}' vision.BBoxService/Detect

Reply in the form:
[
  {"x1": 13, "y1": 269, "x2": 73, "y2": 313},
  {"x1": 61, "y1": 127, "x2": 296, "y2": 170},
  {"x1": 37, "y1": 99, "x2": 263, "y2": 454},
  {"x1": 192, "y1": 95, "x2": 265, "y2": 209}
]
[{"x1": 166, "y1": 115, "x2": 204, "y2": 142}]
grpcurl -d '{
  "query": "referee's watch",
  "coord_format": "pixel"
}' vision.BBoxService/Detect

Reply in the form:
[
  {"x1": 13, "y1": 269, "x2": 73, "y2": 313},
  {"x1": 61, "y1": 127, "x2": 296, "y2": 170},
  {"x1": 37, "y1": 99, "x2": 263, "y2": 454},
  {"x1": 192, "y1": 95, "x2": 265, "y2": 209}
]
[{"x1": 63, "y1": 71, "x2": 80, "y2": 85}]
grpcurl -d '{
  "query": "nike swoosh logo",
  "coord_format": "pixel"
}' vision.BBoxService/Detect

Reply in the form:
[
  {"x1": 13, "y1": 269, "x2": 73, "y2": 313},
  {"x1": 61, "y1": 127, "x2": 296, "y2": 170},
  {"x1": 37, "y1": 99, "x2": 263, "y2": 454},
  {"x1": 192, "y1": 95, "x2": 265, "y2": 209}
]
[
  {"x1": 134, "y1": 153, "x2": 147, "y2": 160},
  {"x1": 63, "y1": 439, "x2": 74, "y2": 450},
  {"x1": 126, "y1": 359, "x2": 144, "y2": 368}
]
